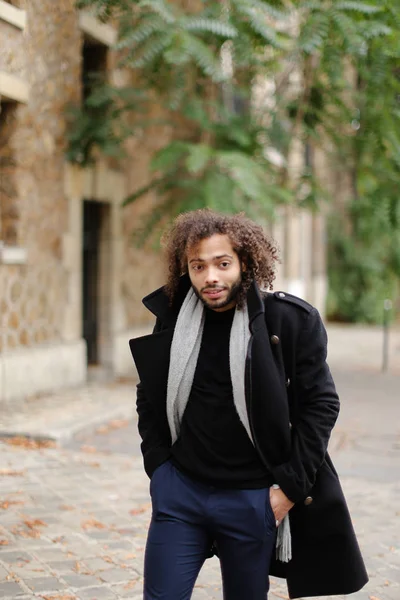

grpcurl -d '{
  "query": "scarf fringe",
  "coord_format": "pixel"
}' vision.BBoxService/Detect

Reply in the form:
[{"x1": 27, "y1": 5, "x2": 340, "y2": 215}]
[{"x1": 276, "y1": 514, "x2": 292, "y2": 562}]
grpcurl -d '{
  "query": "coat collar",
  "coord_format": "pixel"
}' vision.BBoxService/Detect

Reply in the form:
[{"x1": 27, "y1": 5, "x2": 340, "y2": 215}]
[{"x1": 142, "y1": 274, "x2": 265, "y2": 333}]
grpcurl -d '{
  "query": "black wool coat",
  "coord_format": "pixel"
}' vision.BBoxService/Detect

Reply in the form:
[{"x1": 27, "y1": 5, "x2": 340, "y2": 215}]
[{"x1": 129, "y1": 276, "x2": 368, "y2": 599}]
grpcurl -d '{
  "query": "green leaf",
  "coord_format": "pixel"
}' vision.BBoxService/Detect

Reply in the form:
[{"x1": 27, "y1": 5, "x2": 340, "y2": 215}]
[
  {"x1": 360, "y1": 21, "x2": 393, "y2": 39},
  {"x1": 116, "y1": 15, "x2": 166, "y2": 50},
  {"x1": 151, "y1": 141, "x2": 189, "y2": 171},
  {"x1": 336, "y1": 1, "x2": 383, "y2": 14},
  {"x1": 231, "y1": 0, "x2": 287, "y2": 22},
  {"x1": 125, "y1": 31, "x2": 172, "y2": 68},
  {"x1": 184, "y1": 36, "x2": 223, "y2": 80},
  {"x1": 217, "y1": 151, "x2": 267, "y2": 201},
  {"x1": 203, "y1": 170, "x2": 238, "y2": 212},
  {"x1": 185, "y1": 144, "x2": 213, "y2": 174},
  {"x1": 183, "y1": 17, "x2": 237, "y2": 38},
  {"x1": 138, "y1": 0, "x2": 177, "y2": 24},
  {"x1": 122, "y1": 174, "x2": 175, "y2": 206}
]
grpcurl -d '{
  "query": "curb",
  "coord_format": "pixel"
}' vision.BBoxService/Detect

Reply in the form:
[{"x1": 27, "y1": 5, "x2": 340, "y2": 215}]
[{"x1": 0, "y1": 391, "x2": 136, "y2": 443}]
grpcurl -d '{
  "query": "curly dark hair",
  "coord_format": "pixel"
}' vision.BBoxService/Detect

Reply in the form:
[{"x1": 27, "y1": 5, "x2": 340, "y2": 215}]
[{"x1": 162, "y1": 209, "x2": 280, "y2": 308}]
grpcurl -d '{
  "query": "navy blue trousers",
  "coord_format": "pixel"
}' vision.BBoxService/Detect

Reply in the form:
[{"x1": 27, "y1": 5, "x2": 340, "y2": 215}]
[{"x1": 144, "y1": 460, "x2": 276, "y2": 600}]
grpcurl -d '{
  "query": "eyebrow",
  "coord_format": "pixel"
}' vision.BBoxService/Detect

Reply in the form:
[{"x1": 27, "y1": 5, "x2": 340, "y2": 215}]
[{"x1": 189, "y1": 254, "x2": 233, "y2": 264}]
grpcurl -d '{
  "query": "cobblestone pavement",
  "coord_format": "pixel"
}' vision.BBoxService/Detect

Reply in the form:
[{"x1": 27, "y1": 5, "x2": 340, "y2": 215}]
[{"x1": 0, "y1": 369, "x2": 399, "y2": 600}]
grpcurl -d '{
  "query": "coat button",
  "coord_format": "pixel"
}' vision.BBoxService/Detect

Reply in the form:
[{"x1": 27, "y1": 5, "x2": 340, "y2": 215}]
[
  {"x1": 285, "y1": 378, "x2": 291, "y2": 387},
  {"x1": 270, "y1": 335, "x2": 280, "y2": 344},
  {"x1": 304, "y1": 496, "x2": 313, "y2": 506},
  {"x1": 278, "y1": 292, "x2": 286, "y2": 298}
]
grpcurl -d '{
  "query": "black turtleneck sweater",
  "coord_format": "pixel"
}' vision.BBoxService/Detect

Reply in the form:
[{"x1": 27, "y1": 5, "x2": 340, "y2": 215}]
[{"x1": 171, "y1": 306, "x2": 272, "y2": 488}]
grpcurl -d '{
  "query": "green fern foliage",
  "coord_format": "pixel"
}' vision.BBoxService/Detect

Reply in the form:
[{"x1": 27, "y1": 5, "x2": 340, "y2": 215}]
[
  {"x1": 70, "y1": 0, "x2": 400, "y2": 321},
  {"x1": 65, "y1": 79, "x2": 143, "y2": 166},
  {"x1": 122, "y1": 108, "x2": 292, "y2": 245}
]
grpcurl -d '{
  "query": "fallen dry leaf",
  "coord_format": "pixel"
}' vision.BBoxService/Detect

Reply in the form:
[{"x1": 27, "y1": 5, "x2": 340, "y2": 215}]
[
  {"x1": 80, "y1": 445, "x2": 98, "y2": 453},
  {"x1": 10, "y1": 518, "x2": 47, "y2": 540},
  {"x1": 96, "y1": 426, "x2": 110, "y2": 434},
  {"x1": 0, "y1": 500, "x2": 24, "y2": 510},
  {"x1": 1, "y1": 436, "x2": 57, "y2": 450},
  {"x1": 102, "y1": 556, "x2": 114, "y2": 564},
  {"x1": 0, "y1": 540, "x2": 10, "y2": 546},
  {"x1": 59, "y1": 505, "x2": 75, "y2": 511},
  {"x1": 23, "y1": 519, "x2": 47, "y2": 530},
  {"x1": 41, "y1": 596, "x2": 77, "y2": 600},
  {"x1": 11, "y1": 525, "x2": 41, "y2": 539},
  {"x1": 129, "y1": 508, "x2": 145, "y2": 515},
  {"x1": 369, "y1": 596, "x2": 382, "y2": 600},
  {"x1": 0, "y1": 469, "x2": 25, "y2": 477},
  {"x1": 72, "y1": 561, "x2": 92, "y2": 575},
  {"x1": 85, "y1": 462, "x2": 100, "y2": 468},
  {"x1": 81, "y1": 519, "x2": 107, "y2": 530},
  {"x1": 51, "y1": 536, "x2": 65, "y2": 544},
  {"x1": 129, "y1": 503, "x2": 150, "y2": 516},
  {"x1": 95, "y1": 419, "x2": 129, "y2": 435},
  {"x1": 112, "y1": 375, "x2": 136, "y2": 385},
  {"x1": 124, "y1": 580, "x2": 137, "y2": 590}
]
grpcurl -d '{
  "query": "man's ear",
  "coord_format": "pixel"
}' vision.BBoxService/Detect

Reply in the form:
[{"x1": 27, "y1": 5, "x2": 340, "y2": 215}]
[{"x1": 241, "y1": 260, "x2": 247, "y2": 272}]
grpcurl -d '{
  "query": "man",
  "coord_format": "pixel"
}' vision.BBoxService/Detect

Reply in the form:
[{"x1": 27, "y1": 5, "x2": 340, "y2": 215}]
[{"x1": 129, "y1": 209, "x2": 368, "y2": 599}]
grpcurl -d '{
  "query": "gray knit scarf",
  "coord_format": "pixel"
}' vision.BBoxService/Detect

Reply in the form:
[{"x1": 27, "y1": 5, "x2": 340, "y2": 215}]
[{"x1": 166, "y1": 287, "x2": 291, "y2": 562}]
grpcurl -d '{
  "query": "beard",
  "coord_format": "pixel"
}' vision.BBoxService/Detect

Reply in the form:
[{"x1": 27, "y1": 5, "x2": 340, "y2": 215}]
[{"x1": 192, "y1": 276, "x2": 242, "y2": 310}]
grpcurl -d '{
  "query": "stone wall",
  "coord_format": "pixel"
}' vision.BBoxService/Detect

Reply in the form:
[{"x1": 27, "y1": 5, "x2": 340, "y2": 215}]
[
  {"x1": 1, "y1": 0, "x2": 82, "y2": 356},
  {"x1": 0, "y1": 1, "x2": 230, "y2": 397},
  {"x1": 0, "y1": 19, "x2": 25, "y2": 76}
]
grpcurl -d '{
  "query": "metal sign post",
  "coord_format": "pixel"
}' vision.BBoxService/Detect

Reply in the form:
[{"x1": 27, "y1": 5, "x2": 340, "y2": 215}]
[{"x1": 382, "y1": 299, "x2": 393, "y2": 373}]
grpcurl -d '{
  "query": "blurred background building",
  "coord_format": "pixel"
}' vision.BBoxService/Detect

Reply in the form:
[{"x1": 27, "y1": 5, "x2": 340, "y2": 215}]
[{"x1": 1, "y1": 0, "x2": 333, "y2": 402}]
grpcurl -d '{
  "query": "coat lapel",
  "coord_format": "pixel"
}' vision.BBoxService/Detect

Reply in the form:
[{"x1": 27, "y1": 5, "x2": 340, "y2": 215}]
[
  {"x1": 129, "y1": 328, "x2": 173, "y2": 413},
  {"x1": 245, "y1": 282, "x2": 292, "y2": 465},
  {"x1": 129, "y1": 276, "x2": 191, "y2": 412},
  {"x1": 142, "y1": 274, "x2": 191, "y2": 326}
]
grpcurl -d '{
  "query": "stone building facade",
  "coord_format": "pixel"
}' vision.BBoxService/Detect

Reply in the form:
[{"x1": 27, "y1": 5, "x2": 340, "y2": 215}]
[{"x1": 0, "y1": 0, "x2": 327, "y2": 403}]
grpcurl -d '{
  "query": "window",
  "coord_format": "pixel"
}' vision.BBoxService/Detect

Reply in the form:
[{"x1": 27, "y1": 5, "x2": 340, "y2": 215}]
[
  {"x1": 0, "y1": 102, "x2": 18, "y2": 246},
  {"x1": 82, "y1": 40, "x2": 108, "y2": 100}
]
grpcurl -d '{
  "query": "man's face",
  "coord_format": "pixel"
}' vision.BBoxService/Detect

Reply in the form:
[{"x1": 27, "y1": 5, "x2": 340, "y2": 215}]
[{"x1": 187, "y1": 234, "x2": 242, "y2": 312}]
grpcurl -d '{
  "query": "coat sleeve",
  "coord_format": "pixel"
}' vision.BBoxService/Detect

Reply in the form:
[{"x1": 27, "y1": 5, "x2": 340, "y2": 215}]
[
  {"x1": 271, "y1": 307, "x2": 340, "y2": 503},
  {"x1": 136, "y1": 318, "x2": 172, "y2": 479}
]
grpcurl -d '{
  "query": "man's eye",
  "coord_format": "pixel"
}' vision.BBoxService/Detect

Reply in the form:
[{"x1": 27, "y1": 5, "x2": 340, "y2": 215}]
[
  {"x1": 220, "y1": 262, "x2": 230, "y2": 268},
  {"x1": 193, "y1": 265, "x2": 202, "y2": 271}
]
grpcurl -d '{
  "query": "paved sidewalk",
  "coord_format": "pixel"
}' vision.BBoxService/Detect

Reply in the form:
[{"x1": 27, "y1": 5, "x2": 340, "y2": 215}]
[
  {"x1": 0, "y1": 368, "x2": 399, "y2": 600},
  {"x1": 0, "y1": 323, "x2": 399, "y2": 599},
  {"x1": 1, "y1": 438, "x2": 397, "y2": 600},
  {"x1": 0, "y1": 381, "x2": 136, "y2": 442},
  {"x1": 1, "y1": 323, "x2": 399, "y2": 445},
  {"x1": 326, "y1": 323, "x2": 400, "y2": 374}
]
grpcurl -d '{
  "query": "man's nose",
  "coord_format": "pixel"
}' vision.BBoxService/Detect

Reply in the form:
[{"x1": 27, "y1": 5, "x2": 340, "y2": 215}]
[{"x1": 204, "y1": 267, "x2": 219, "y2": 285}]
